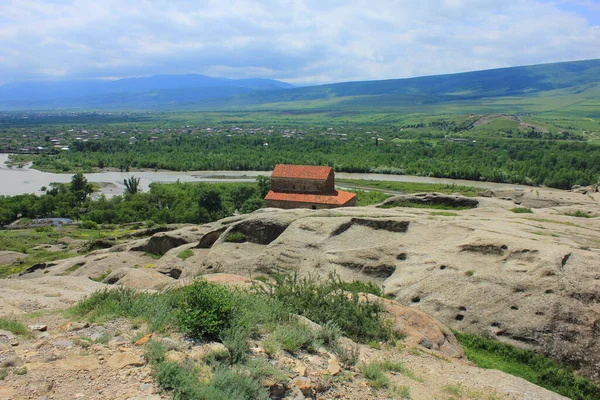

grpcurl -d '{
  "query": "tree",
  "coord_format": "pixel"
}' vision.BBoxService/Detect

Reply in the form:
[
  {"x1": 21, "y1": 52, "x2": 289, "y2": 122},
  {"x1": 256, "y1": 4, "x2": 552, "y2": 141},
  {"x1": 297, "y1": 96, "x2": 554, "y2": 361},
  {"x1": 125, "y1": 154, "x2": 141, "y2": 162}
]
[
  {"x1": 70, "y1": 172, "x2": 93, "y2": 201},
  {"x1": 256, "y1": 175, "x2": 271, "y2": 197},
  {"x1": 124, "y1": 176, "x2": 141, "y2": 195}
]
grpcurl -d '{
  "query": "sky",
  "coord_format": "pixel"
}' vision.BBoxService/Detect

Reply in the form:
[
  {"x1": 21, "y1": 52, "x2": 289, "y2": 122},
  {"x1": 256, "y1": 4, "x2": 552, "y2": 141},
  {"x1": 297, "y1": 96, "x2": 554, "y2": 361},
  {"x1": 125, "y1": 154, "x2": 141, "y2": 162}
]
[{"x1": 0, "y1": 0, "x2": 599, "y2": 85}]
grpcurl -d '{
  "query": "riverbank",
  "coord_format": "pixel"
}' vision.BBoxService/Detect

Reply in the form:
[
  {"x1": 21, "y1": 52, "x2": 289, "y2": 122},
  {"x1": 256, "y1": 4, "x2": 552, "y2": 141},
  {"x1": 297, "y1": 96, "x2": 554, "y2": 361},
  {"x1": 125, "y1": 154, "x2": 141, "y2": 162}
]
[{"x1": 0, "y1": 153, "x2": 546, "y2": 197}]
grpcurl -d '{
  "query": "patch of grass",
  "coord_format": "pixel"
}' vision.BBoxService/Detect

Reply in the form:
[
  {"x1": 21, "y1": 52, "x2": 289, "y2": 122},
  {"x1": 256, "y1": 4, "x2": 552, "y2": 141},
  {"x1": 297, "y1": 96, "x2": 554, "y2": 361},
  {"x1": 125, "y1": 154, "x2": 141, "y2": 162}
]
[
  {"x1": 348, "y1": 190, "x2": 392, "y2": 206},
  {"x1": 66, "y1": 262, "x2": 84, "y2": 272},
  {"x1": 564, "y1": 210, "x2": 595, "y2": 218},
  {"x1": 392, "y1": 385, "x2": 411, "y2": 399},
  {"x1": 361, "y1": 361, "x2": 390, "y2": 389},
  {"x1": 224, "y1": 231, "x2": 247, "y2": 243},
  {"x1": 272, "y1": 321, "x2": 317, "y2": 354},
  {"x1": 0, "y1": 318, "x2": 29, "y2": 336},
  {"x1": 430, "y1": 211, "x2": 459, "y2": 216},
  {"x1": 339, "y1": 280, "x2": 385, "y2": 297},
  {"x1": 90, "y1": 268, "x2": 112, "y2": 282},
  {"x1": 455, "y1": 331, "x2": 600, "y2": 400},
  {"x1": 337, "y1": 179, "x2": 479, "y2": 197},
  {"x1": 67, "y1": 286, "x2": 179, "y2": 332},
  {"x1": 144, "y1": 251, "x2": 162, "y2": 260},
  {"x1": 144, "y1": 340, "x2": 167, "y2": 366},
  {"x1": 510, "y1": 207, "x2": 533, "y2": 213},
  {"x1": 379, "y1": 201, "x2": 474, "y2": 210},
  {"x1": 177, "y1": 249, "x2": 194, "y2": 261},
  {"x1": 0, "y1": 367, "x2": 7, "y2": 380},
  {"x1": 331, "y1": 342, "x2": 360, "y2": 368}
]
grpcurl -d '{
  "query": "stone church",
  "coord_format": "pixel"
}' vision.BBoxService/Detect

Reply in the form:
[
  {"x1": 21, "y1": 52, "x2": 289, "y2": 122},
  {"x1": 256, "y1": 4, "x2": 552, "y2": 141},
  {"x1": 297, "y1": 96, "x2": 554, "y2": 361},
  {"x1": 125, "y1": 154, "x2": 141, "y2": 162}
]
[{"x1": 264, "y1": 164, "x2": 357, "y2": 209}]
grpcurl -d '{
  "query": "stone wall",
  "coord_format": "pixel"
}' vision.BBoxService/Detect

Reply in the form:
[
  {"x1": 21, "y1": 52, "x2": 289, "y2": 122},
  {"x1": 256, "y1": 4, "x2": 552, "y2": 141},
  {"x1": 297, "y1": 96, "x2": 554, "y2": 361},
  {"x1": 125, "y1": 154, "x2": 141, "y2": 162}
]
[{"x1": 271, "y1": 173, "x2": 334, "y2": 194}]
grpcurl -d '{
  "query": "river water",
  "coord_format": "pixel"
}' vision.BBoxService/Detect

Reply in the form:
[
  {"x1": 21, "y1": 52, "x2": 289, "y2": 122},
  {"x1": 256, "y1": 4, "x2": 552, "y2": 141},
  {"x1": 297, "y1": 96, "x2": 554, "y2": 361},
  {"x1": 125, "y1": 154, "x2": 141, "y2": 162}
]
[{"x1": 0, "y1": 153, "x2": 531, "y2": 197}]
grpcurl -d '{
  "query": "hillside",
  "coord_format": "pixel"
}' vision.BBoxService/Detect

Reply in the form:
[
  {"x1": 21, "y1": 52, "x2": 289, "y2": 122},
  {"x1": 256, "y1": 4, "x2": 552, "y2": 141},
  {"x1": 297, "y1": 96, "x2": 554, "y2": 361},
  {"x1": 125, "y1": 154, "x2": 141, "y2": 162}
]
[{"x1": 1, "y1": 59, "x2": 599, "y2": 112}]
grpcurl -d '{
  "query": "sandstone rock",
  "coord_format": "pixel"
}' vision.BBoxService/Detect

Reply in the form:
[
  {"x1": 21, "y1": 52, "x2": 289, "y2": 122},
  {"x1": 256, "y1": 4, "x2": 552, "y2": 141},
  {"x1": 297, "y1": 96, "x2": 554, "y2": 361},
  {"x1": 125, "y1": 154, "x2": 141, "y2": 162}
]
[
  {"x1": 380, "y1": 192, "x2": 478, "y2": 209},
  {"x1": 0, "y1": 329, "x2": 15, "y2": 340},
  {"x1": 106, "y1": 353, "x2": 145, "y2": 368},
  {"x1": 165, "y1": 350, "x2": 184, "y2": 363},
  {"x1": 70, "y1": 322, "x2": 89, "y2": 331},
  {"x1": 1, "y1": 355, "x2": 24, "y2": 367},
  {"x1": 361, "y1": 293, "x2": 464, "y2": 358},
  {"x1": 291, "y1": 376, "x2": 314, "y2": 396},
  {"x1": 29, "y1": 324, "x2": 47, "y2": 332},
  {"x1": 296, "y1": 361, "x2": 307, "y2": 377},
  {"x1": 327, "y1": 358, "x2": 341, "y2": 375},
  {"x1": 56, "y1": 355, "x2": 99, "y2": 370},
  {"x1": 103, "y1": 268, "x2": 173, "y2": 291},
  {"x1": 0, "y1": 251, "x2": 26, "y2": 265},
  {"x1": 134, "y1": 334, "x2": 152, "y2": 346}
]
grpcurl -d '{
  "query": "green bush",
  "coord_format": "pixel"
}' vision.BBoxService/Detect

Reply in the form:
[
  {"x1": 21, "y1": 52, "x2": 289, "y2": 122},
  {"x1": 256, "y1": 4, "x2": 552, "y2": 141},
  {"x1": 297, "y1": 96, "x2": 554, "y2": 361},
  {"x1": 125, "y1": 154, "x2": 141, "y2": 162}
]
[
  {"x1": 144, "y1": 340, "x2": 167, "y2": 366},
  {"x1": 361, "y1": 361, "x2": 390, "y2": 389},
  {"x1": 176, "y1": 280, "x2": 234, "y2": 340},
  {"x1": 80, "y1": 219, "x2": 100, "y2": 229},
  {"x1": 272, "y1": 321, "x2": 317, "y2": 354}
]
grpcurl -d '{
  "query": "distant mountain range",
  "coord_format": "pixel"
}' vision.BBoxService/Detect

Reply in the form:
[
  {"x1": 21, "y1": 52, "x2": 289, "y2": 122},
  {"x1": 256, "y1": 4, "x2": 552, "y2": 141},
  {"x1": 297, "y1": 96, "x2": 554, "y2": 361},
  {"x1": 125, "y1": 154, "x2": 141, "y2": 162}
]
[{"x1": 1, "y1": 59, "x2": 599, "y2": 111}]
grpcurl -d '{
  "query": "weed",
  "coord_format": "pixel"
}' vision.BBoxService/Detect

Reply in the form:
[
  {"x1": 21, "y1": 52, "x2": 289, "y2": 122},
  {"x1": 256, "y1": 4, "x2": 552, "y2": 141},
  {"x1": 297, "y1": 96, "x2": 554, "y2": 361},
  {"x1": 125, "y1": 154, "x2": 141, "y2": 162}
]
[
  {"x1": 13, "y1": 367, "x2": 27, "y2": 375},
  {"x1": 94, "y1": 333, "x2": 111, "y2": 345},
  {"x1": 361, "y1": 361, "x2": 390, "y2": 389},
  {"x1": 0, "y1": 368, "x2": 7, "y2": 381},
  {"x1": 331, "y1": 342, "x2": 360, "y2": 368},
  {"x1": 272, "y1": 321, "x2": 317, "y2": 354},
  {"x1": 144, "y1": 341, "x2": 167, "y2": 366},
  {"x1": 318, "y1": 321, "x2": 342, "y2": 346},
  {"x1": 392, "y1": 385, "x2": 411, "y2": 399}
]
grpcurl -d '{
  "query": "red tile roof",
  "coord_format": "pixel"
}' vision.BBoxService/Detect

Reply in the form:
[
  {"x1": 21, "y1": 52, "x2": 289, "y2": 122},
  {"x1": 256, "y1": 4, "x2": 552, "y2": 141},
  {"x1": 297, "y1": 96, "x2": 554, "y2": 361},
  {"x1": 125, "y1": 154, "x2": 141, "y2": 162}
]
[
  {"x1": 271, "y1": 164, "x2": 333, "y2": 181},
  {"x1": 265, "y1": 190, "x2": 356, "y2": 205}
]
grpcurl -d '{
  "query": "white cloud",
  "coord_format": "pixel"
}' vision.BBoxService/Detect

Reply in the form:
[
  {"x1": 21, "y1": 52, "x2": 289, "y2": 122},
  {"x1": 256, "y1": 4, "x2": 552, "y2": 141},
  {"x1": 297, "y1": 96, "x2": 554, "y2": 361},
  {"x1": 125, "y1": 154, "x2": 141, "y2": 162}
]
[{"x1": 0, "y1": 0, "x2": 598, "y2": 84}]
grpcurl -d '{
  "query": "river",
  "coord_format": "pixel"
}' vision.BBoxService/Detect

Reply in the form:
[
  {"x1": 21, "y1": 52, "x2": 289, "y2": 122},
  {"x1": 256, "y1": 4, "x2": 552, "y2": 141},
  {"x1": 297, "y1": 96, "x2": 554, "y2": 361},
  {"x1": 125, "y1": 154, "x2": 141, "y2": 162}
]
[{"x1": 0, "y1": 153, "x2": 532, "y2": 197}]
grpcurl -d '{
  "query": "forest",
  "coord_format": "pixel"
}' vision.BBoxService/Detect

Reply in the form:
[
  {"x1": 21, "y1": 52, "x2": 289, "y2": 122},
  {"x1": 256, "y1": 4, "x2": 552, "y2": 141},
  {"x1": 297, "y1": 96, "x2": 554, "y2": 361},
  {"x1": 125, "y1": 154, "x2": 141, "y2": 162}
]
[{"x1": 0, "y1": 173, "x2": 270, "y2": 226}]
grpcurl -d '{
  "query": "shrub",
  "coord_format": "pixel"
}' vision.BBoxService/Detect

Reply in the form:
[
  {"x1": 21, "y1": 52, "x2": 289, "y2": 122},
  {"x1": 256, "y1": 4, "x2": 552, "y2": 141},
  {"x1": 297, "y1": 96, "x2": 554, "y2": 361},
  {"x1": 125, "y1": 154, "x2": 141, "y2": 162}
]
[
  {"x1": 258, "y1": 272, "x2": 393, "y2": 343},
  {"x1": 564, "y1": 210, "x2": 593, "y2": 218},
  {"x1": 176, "y1": 280, "x2": 234, "y2": 340},
  {"x1": 80, "y1": 220, "x2": 100, "y2": 230},
  {"x1": 331, "y1": 342, "x2": 360, "y2": 368}
]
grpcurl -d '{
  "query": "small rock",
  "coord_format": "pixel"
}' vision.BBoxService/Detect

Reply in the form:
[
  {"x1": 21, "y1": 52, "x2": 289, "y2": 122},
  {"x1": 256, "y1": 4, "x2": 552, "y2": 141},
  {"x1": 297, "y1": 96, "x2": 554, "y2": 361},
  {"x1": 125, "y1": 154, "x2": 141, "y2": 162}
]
[
  {"x1": 1, "y1": 355, "x2": 24, "y2": 368},
  {"x1": 90, "y1": 332, "x2": 105, "y2": 341},
  {"x1": 291, "y1": 377, "x2": 313, "y2": 396},
  {"x1": 106, "y1": 353, "x2": 145, "y2": 368},
  {"x1": 10, "y1": 341, "x2": 19, "y2": 346},
  {"x1": 264, "y1": 378, "x2": 286, "y2": 397},
  {"x1": 57, "y1": 355, "x2": 99, "y2": 370},
  {"x1": 139, "y1": 383, "x2": 153, "y2": 392},
  {"x1": 327, "y1": 358, "x2": 341, "y2": 375},
  {"x1": 70, "y1": 322, "x2": 89, "y2": 331},
  {"x1": 419, "y1": 337, "x2": 435, "y2": 349},
  {"x1": 296, "y1": 362, "x2": 307, "y2": 377},
  {"x1": 134, "y1": 333, "x2": 152, "y2": 346},
  {"x1": 53, "y1": 340, "x2": 74, "y2": 348},
  {"x1": 165, "y1": 350, "x2": 184, "y2": 363},
  {"x1": 0, "y1": 329, "x2": 15, "y2": 340},
  {"x1": 29, "y1": 324, "x2": 48, "y2": 332}
]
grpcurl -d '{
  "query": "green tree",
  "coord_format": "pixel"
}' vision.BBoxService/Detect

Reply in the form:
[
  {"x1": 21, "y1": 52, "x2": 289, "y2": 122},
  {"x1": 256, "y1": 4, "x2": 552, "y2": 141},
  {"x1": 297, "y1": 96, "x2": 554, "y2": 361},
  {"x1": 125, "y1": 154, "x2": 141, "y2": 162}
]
[{"x1": 124, "y1": 176, "x2": 141, "y2": 195}]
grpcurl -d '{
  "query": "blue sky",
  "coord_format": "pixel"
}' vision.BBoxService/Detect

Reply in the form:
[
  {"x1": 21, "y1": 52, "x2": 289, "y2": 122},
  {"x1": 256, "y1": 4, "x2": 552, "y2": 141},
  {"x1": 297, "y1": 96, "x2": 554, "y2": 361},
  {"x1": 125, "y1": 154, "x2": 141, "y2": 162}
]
[{"x1": 0, "y1": 0, "x2": 599, "y2": 85}]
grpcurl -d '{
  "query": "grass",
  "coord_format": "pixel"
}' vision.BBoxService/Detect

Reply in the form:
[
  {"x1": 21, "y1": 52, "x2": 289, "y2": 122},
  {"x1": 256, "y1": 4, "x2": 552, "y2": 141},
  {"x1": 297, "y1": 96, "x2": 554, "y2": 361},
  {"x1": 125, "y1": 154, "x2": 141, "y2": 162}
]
[
  {"x1": 379, "y1": 201, "x2": 475, "y2": 210},
  {"x1": 564, "y1": 210, "x2": 595, "y2": 218},
  {"x1": 0, "y1": 318, "x2": 29, "y2": 336},
  {"x1": 0, "y1": 225, "x2": 142, "y2": 278},
  {"x1": 360, "y1": 358, "x2": 419, "y2": 390},
  {"x1": 338, "y1": 179, "x2": 479, "y2": 197},
  {"x1": 176, "y1": 249, "x2": 194, "y2": 260},
  {"x1": 455, "y1": 331, "x2": 600, "y2": 400},
  {"x1": 349, "y1": 190, "x2": 392, "y2": 206},
  {"x1": 224, "y1": 232, "x2": 247, "y2": 243},
  {"x1": 510, "y1": 207, "x2": 533, "y2": 213},
  {"x1": 430, "y1": 211, "x2": 459, "y2": 216},
  {"x1": 67, "y1": 273, "x2": 405, "y2": 400}
]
